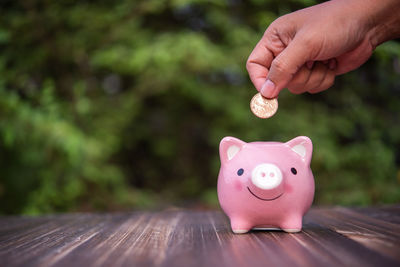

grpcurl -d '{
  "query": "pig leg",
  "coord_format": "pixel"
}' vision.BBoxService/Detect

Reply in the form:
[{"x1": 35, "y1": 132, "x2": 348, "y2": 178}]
[
  {"x1": 230, "y1": 218, "x2": 253, "y2": 234},
  {"x1": 279, "y1": 215, "x2": 303, "y2": 233}
]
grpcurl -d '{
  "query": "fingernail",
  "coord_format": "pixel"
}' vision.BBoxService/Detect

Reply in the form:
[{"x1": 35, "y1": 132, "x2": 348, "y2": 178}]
[
  {"x1": 260, "y1": 79, "x2": 276, "y2": 98},
  {"x1": 329, "y1": 59, "x2": 337, "y2": 70}
]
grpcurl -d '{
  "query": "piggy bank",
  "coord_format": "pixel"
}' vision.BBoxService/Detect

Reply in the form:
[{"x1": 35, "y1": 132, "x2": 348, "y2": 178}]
[{"x1": 217, "y1": 136, "x2": 314, "y2": 234}]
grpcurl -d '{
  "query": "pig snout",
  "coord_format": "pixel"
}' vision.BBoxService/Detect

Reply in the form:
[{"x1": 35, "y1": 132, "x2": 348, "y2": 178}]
[{"x1": 248, "y1": 163, "x2": 284, "y2": 201}]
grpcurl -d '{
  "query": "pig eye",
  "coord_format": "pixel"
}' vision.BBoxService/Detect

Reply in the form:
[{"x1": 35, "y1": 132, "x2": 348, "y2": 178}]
[
  {"x1": 291, "y1": 168, "x2": 297, "y2": 175},
  {"x1": 237, "y1": 168, "x2": 244, "y2": 176}
]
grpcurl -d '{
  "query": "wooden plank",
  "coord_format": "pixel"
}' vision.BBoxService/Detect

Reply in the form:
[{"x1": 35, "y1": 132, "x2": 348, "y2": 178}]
[
  {"x1": 352, "y1": 205, "x2": 400, "y2": 224},
  {"x1": 306, "y1": 207, "x2": 400, "y2": 263},
  {"x1": 0, "y1": 206, "x2": 399, "y2": 267}
]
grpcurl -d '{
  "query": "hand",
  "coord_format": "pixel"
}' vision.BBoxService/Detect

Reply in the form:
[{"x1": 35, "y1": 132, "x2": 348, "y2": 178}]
[{"x1": 246, "y1": 0, "x2": 400, "y2": 98}]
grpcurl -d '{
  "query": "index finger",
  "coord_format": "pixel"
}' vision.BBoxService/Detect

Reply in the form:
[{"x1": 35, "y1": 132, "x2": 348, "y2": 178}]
[{"x1": 246, "y1": 38, "x2": 274, "y2": 92}]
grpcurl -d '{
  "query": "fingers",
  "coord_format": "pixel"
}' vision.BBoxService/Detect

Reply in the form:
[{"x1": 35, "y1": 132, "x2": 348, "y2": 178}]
[
  {"x1": 308, "y1": 68, "x2": 335, "y2": 93},
  {"x1": 261, "y1": 36, "x2": 312, "y2": 98},
  {"x1": 246, "y1": 39, "x2": 274, "y2": 92},
  {"x1": 286, "y1": 65, "x2": 312, "y2": 94},
  {"x1": 287, "y1": 62, "x2": 335, "y2": 94},
  {"x1": 246, "y1": 30, "x2": 336, "y2": 97}
]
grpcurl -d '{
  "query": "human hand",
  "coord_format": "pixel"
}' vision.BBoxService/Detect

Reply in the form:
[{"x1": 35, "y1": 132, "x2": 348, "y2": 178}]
[{"x1": 247, "y1": 0, "x2": 400, "y2": 98}]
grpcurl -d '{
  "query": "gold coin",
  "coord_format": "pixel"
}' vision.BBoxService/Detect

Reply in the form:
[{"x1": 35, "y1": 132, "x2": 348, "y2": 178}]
[{"x1": 250, "y1": 93, "x2": 278, "y2": 118}]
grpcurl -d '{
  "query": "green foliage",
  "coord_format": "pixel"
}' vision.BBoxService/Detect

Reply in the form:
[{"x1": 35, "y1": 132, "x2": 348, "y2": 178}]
[{"x1": 0, "y1": 0, "x2": 399, "y2": 214}]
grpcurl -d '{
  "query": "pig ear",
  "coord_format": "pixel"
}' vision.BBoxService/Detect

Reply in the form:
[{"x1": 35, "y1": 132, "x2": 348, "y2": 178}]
[
  {"x1": 285, "y1": 136, "x2": 313, "y2": 164},
  {"x1": 219, "y1": 137, "x2": 246, "y2": 163}
]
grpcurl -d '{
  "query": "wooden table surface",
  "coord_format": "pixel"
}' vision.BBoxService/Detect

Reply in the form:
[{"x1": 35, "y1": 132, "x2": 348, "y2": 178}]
[{"x1": 1, "y1": 205, "x2": 399, "y2": 267}]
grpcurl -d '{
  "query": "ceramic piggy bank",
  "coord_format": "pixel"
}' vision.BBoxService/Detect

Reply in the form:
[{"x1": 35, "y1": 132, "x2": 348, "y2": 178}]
[{"x1": 217, "y1": 136, "x2": 314, "y2": 234}]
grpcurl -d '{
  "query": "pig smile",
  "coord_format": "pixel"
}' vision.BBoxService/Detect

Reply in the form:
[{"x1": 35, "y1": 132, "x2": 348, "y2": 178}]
[{"x1": 247, "y1": 187, "x2": 283, "y2": 201}]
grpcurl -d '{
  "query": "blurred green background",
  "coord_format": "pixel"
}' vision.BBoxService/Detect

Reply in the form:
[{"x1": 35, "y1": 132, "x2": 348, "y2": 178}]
[{"x1": 1, "y1": 0, "x2": 399, "y2": 215}]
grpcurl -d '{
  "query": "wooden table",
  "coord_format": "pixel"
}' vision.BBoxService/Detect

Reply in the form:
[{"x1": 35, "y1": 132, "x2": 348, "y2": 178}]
[{"x1": 1, "y1": 206, "x2": 399, "y2": 267}]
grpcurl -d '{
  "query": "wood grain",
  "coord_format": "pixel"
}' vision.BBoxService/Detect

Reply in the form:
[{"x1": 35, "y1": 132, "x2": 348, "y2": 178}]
[{"x1": 0, "y1": 206, "x2": 399, "y2": 267}]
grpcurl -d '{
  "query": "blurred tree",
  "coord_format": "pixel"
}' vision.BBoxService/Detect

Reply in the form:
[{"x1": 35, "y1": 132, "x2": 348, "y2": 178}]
[{"x1": 0, "y1": 0, "x2": 399, "y2": 214}]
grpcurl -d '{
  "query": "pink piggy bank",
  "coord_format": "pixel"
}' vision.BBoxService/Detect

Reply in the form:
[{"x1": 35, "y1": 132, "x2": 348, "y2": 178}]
[{"x1": 217, "y1": 136, "x2": 314, "y2": 234}]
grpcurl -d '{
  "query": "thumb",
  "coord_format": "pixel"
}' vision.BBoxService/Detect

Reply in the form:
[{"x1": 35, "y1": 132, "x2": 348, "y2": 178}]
[{"x1": 261, "y1": 36, "x2": 311, "y2": 98}]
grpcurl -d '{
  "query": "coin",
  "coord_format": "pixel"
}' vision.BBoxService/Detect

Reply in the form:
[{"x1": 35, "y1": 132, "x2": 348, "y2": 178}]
[{"x1": 250, "y1": 93, "x2": 278, "y2": 118}]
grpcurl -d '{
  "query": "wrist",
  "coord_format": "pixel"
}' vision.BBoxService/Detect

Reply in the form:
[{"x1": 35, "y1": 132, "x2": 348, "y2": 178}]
[{"x1": 365, "y1": 0, "x2": 400, "y2": 48}]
